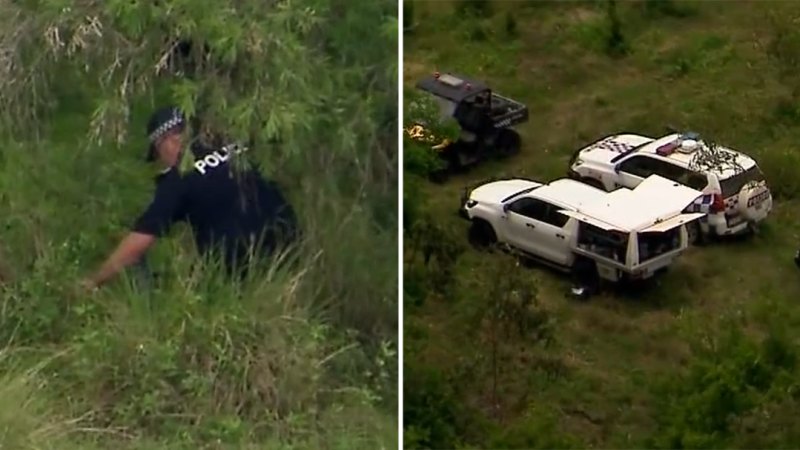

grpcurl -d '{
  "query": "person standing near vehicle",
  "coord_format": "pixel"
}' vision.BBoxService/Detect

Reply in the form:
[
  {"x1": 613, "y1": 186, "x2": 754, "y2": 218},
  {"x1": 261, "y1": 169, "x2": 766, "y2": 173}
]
[
  {"x1": 570, "y1": 256, "x2": 600, "y2": 299},
  {"x1": 81, "y1": 106, "x2": 298, "y2": 289}
]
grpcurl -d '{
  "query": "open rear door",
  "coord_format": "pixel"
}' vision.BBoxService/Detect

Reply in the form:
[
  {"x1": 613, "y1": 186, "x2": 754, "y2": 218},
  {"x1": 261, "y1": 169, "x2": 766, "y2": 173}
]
[
  {"x1": 630, "y1": 175, "x2": 708, "y2": 217},
  {"x1": 641, "y1": 213, "x2": 705, "y2": 233}
]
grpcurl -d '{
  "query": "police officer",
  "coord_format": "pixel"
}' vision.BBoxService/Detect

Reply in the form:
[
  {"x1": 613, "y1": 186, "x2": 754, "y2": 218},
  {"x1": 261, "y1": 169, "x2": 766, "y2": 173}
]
[
  {"x1": 81, "y1": 106, "x2": 298, "y2": 289},
  {"x1": 570, "y1": 256, "x2": 600, "y2": 299}
]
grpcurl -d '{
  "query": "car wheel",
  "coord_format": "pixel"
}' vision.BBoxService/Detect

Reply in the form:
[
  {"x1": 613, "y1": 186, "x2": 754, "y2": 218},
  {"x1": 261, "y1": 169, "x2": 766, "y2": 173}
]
[
  {"x1": 795, "y1": 248, "x2": 800, "y2": 269},
  {"x1": 493, "y1": 129, "x2": 521, "y2": 158},
  {"x1": 429, "y1": 169, "x2": 449, "y2": 184},
  {"x1": 444, "y1": 141, "x2": 468, "y2": 173},
  {"x1": 686, "y1": 221, "x2": 705, "y2": 246},
  {"x1": 468, "y1": 219, "x2": 497, "y2": 248}
]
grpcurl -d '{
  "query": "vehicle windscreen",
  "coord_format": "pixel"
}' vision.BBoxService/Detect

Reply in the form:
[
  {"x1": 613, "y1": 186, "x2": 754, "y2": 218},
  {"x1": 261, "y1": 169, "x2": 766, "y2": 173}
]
[
  {"x1": 577, "y1": 221, "x2": 629, "y2": 264},
  {"x1": 637, "y1": 227, "x2": 681, "y2": 263},
  {"x1": 720, "y1": 165, "x2": 765, "y2": 198}
]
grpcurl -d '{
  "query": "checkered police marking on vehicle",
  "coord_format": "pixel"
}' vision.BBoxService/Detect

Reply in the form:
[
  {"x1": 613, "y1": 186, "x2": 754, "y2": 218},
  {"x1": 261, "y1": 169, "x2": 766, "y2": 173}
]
[
  {"x1": 592, "y1": 137, "x2": 637, "y2": 153},
  {"x1": 686, "y1": 193, "x2": 714, "y2": 214}
]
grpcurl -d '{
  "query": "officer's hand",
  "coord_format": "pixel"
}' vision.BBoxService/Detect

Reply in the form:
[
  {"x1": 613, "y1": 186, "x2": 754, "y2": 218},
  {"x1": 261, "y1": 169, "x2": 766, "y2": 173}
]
[{"x1": 77, "y1": 278, "x2": 99, "y2": 295}]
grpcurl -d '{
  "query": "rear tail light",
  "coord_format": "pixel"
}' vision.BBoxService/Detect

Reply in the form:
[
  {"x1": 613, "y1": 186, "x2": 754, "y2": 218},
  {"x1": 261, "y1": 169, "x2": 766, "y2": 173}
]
[{"x1": 710, "y1": 193, "x2": 725, "y2": 213}]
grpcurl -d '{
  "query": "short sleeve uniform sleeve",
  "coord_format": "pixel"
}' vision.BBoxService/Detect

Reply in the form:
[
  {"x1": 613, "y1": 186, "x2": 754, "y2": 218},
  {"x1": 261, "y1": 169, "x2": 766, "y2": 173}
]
[{"x1": 132, "y1": 170, "x2": 187, "y2": 237}]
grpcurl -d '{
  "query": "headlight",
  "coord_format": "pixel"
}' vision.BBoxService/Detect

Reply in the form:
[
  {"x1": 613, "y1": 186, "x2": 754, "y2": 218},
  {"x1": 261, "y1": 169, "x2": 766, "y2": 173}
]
[{"x1": 466, "y1": 200, "x2": 478, "y2": 208}]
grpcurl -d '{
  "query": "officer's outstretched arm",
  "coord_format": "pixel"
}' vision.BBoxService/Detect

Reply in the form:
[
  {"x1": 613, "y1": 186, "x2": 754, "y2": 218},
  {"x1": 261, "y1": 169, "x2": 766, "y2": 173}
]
[{"x1": 87, "y1": 232, "x2": 156, "y2": 288}]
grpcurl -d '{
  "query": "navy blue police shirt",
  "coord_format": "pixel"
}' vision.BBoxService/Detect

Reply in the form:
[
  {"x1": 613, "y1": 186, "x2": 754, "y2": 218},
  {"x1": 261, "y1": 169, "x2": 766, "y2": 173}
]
[{"x1": 132, "y1": 142, "x2": 298, "y2": 272}]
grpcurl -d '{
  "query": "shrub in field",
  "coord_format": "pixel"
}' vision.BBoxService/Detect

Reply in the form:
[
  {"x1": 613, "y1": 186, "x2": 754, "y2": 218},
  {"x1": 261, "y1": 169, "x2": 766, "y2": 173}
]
[
  {"x1": 464, "y1": 256, "x2": 552, "y2": 415},
  {"x1": 647, "y1": 324, "x2": 798, "y2": 449},
  {"x1": 567, "y1": 0, "x2": 629, "y2": 57},
  {"x1": 403, "y1": 364, "x2": 464, "y2": 450},
  {"x1": 403, "y1": 90, "x2": 457, "y2": 179},
  {"x1": 457, "y1": 0, "x2": 492, "y2": 18},
  {"x1": 404, "y1": 254, "x2": 558, "y2": 449},
  {"x1": 402, "y1": 92, "x2": 448, "y2": 230},
  {"x1": 767, "y1": 12, "x2": 800, "y2": 117},
  {"x1": 405, "y1": 213, "x2": 465, "y2": 300},
  {"x1": 504, "y1": 11, "x2": 518, "y2": 38},
  {"x1": 404, "y1": 0, "x2": 416, "y2": 33},
  {"x1": 468, "y1": 22, "x2": 490, "y2": 43},
  {"x1": 404, "y1": 139, "x2": 445, "y2": 181},
  {"x1": 487, "y1": 407, "x2": 584, "y2": 449},
  {"x1": 754, "y1": 144, "x2": 800, "y2": 200},
  {"x1": 606, "y1": 0, "x2": 629, "y2": 57}
]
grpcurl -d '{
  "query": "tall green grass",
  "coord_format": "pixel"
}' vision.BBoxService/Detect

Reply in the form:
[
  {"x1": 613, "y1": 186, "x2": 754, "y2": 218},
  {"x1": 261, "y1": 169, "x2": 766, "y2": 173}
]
[{"x1": 0, "y1": 0, "x2": 397, "y2": 448}]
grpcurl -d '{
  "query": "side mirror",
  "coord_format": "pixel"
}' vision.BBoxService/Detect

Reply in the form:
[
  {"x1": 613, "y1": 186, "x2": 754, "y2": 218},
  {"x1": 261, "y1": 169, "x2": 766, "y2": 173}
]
[
  {"x1": 614, "y1": 164, "x2": 621, "y2": 173},
  {"x1": 502, "y1": 204, "x2": 510, "y2": 213}
]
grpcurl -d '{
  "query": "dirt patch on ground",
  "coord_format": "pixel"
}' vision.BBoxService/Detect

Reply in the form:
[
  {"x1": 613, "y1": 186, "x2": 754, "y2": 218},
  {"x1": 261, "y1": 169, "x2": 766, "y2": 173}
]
[{"x1": 403, "y1": 60, "x2": 429, "y2": 85}]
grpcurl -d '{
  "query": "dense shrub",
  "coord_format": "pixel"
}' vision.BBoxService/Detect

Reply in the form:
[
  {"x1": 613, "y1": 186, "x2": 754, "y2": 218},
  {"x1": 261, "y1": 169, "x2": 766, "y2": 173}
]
[
  {"x1": 647, "y1": 326, "x2": 798, "y2": 449},
  {"x1": 487, "y1": 408, "x2": 584, "y2": 449},
  {"x1": 403, "y1": 364, "x2": 464, "y2": 450}
]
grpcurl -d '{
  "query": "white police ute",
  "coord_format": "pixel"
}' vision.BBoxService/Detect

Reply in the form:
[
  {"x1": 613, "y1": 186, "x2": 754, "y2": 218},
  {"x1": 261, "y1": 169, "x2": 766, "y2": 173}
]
[{"x1": 461, "y1": 174, "x2": 706, "y2": 283}]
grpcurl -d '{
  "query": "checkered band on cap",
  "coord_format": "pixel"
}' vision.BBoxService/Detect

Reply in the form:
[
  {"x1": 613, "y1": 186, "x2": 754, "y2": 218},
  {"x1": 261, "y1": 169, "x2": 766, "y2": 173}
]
[{"x1": 148, "y1": 108, "x2": 185, "y2": 143}]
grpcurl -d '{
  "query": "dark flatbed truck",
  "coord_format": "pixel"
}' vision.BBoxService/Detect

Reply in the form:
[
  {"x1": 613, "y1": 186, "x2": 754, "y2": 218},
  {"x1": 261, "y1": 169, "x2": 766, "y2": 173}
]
[{"x1": 406, "y1": 72, "x2": 529, "y2": 182}]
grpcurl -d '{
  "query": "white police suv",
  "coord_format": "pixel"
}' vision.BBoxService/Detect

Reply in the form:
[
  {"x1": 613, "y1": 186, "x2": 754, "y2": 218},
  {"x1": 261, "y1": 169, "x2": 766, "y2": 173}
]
[{"x1": 567, "y1": 132, "x2": 772, "y2": 242}]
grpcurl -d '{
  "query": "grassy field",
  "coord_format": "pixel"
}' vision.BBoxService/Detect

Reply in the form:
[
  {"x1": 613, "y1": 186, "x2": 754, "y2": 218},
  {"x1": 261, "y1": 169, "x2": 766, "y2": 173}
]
[
  {"x1": 404, "y1": 1, "x2": 800, "y2": 448},
  {"x1": 0, "y1": 1, "x2": 398, "y2": 448}
]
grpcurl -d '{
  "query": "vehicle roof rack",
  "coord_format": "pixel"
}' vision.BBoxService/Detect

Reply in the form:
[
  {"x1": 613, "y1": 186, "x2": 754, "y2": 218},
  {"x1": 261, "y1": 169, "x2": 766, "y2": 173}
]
[{"x1": 416, "y1": 72, "x2": 490, "y2": 103}]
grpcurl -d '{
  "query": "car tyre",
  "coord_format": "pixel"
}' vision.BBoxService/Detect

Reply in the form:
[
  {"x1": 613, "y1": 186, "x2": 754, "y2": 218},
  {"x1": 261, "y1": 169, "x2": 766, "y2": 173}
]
[
  {"x1": 687, "y1": 221, "x2": 705, "y2": 246},
  {"x1": 429, "y1": 169, "x2": 449, "y2": 184},
  {"x1": 468, "y1": 219, "x2": 497, "y2": 249},
  {"x1": 494, "y1": 129, "x2": 521, "y2": 158}
]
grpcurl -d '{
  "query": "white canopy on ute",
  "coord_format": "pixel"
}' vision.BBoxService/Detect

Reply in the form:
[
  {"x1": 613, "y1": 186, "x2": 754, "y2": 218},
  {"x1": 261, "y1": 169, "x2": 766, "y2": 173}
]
[{"x1": 557, "y1": 175, "x2": 706, "y2": 232}]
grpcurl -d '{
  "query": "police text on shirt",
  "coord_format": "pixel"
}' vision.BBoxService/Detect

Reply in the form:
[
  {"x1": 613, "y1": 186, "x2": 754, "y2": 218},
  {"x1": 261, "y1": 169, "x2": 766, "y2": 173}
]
[{"x1": 194, "y1": 144, "x2": 249, "y2": 175}]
